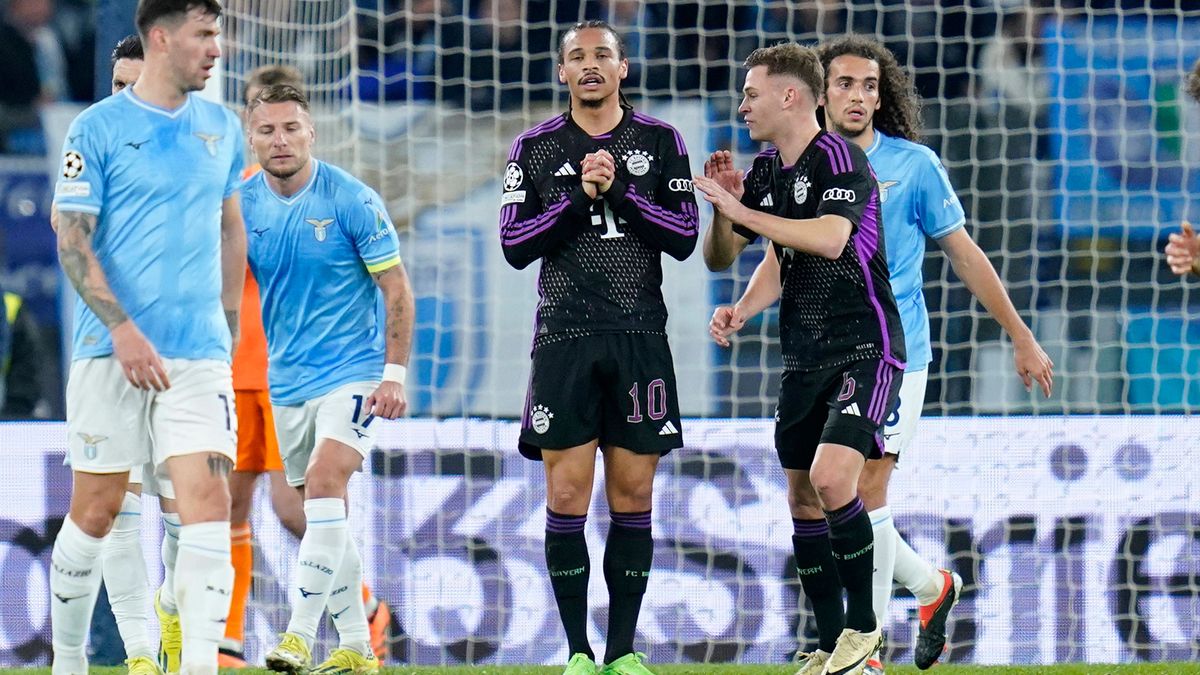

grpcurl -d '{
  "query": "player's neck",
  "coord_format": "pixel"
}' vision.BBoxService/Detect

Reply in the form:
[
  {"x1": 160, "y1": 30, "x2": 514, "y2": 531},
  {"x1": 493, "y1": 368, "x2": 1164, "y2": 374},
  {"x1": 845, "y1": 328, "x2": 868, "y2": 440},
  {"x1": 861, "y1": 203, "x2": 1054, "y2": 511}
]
[
  {"x1": 266, "y1": 158, "x2": 315, "y2": 198},
  {"x1": 772, "y1": 116, "x2": 822, "y2": 167},
  {"x1": 569, "y1": 99, "x2": 624, "y2": 136},
  {"x1": 131, "y1": 62, "x2": 189, "y2": 110},
  {"x1": 841, "y1": 125, "x2": 875, "y2": 151}
]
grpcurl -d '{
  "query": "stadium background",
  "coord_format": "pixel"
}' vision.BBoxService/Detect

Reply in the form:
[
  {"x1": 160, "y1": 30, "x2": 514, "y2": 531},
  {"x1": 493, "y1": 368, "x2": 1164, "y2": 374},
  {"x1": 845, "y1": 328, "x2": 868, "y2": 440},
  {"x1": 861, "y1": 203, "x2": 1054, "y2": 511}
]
[{"x1": 0, "y1": 0, "x2": 1197, "y2": 668}]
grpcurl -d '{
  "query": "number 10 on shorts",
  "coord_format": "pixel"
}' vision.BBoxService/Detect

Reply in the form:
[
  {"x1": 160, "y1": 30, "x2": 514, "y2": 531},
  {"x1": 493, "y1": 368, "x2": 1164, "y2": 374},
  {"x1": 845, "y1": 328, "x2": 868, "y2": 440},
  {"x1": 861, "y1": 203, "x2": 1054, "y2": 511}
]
[{"x1": 627, "y1": 379, "x2": 667, "y2": 423}]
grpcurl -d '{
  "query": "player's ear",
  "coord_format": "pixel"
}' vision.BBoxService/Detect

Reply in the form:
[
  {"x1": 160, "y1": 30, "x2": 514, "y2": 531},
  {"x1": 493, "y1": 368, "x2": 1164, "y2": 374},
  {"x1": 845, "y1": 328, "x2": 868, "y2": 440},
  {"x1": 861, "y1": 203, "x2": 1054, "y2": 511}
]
[
  {"x1": 618, "y1": 58, "x2": 629, "y2": 81},
  {"x1": 558, "y1": 63, "x2": 567, "y2": 85}
]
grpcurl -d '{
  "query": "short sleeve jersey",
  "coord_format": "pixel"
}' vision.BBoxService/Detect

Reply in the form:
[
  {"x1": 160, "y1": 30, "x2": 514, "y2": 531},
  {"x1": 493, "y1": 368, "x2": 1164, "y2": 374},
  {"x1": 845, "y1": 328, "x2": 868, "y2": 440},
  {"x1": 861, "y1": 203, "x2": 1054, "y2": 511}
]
[
  {"x1": 52, "y1": 89, "x2": 244, "y2": 361},
  {"x1": 242, "y1": 160, "x2": 402, "y2": 405},
  {"x1": 735, "y1": 131, "x2": 906, "y2": 372},
  {"x1": 867, "y1": 130, "x2": 966, "y2": 372},
  {"x1": 499, "y1": 108, "x2": 699, "y2": 349}
]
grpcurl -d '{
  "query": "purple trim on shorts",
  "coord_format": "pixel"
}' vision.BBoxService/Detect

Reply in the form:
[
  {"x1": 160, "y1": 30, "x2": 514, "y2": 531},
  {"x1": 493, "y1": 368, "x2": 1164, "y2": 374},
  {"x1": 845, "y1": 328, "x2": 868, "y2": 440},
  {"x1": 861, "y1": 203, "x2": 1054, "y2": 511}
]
[
  {"x1": 869, "y1": 360, "x2": 896, "y2": 425},
  {"x1": 546, "y1": 509, "x2": 588, "y2": 535},
  {"x1": 793, "y1": 518, "x2": 830, "y2": 538},
  {"x1": 825, "y1": 498, "x2": 865, "y2": 528},
  {"x1": 611, "y1": 510, "x2": 653, "y2": 530}
]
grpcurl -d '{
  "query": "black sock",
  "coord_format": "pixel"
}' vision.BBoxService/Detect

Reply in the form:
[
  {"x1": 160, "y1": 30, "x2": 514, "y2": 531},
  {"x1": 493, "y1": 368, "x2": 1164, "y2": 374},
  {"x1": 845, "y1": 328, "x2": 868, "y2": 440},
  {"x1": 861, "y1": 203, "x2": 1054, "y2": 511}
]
[
  {"x1": 826, "y1": 497, "x2": 877, "y2": 632},
  {"x1": 793, "y1": 518, "x2": 845, "y2": 652},
  {"x1": 546, "y1": 509, "x2": 593, "y2": 659},
  {"x1": 603, "y1": 510, "x2": 653, "y2": 664}
]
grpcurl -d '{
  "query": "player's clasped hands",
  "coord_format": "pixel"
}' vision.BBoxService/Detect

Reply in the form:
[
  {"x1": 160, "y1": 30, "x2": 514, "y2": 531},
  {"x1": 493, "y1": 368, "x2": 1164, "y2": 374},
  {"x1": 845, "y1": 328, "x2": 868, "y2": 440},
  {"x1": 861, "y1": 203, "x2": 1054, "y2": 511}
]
[
  {"x1": 1164, "y1": 220, "x2": 1199, "y2": 276},
  {"x1": 709, "y1": 305, "x2": 748, "y2": 348},
  {"x1": 366, "y1": 381, "x2": 407, "y2": 419},
  {"x1": 111, "y1": 320, "x2": 171, "y2": 391},
  {"x1": 581, "y1": 150, "x2": 615, "y2": 198}
]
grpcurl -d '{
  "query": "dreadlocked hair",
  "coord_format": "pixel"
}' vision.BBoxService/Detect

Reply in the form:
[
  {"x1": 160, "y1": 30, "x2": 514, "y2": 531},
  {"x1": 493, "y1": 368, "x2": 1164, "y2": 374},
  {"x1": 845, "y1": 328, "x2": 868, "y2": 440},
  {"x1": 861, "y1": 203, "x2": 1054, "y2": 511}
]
[{"x1": 817, "y1": 35, "x2": 923, "y2": 143}]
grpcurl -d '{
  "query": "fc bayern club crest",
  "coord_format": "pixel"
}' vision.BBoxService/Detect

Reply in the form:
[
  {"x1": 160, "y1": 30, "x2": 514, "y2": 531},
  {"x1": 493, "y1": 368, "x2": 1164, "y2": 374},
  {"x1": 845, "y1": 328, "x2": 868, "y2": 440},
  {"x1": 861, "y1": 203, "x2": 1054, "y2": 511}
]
[{"x1": 794, "y1": 175, "x2": 811, "y2": 204}]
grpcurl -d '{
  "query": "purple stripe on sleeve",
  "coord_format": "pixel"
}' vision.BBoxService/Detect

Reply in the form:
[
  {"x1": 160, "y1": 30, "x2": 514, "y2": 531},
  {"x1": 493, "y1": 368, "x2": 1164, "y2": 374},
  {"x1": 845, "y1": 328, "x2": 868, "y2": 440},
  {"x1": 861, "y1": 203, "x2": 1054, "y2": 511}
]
[
  {"x1": 501, "y1": 198, "x2": 570, "y2": 245},
  {"x1": 828, "y1": 134, "x2": 854, "y2": 175},
  {"x1": 627, "y1": 190, "x2": 699, "y2": 235},
  {"x1": 508, "y1": 116, "x2": 568, "y2": 161},
  {"x1": 632, "y1": 112, "x2": 686, "y2": 155},
  {"x1": 816, "y1": 136, "x2": 847, "y2": 175}
]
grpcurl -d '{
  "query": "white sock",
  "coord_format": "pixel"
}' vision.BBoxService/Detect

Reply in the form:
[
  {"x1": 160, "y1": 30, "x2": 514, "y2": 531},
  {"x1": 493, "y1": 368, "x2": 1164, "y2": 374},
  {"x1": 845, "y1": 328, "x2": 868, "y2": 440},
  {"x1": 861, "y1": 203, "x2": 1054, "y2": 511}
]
[
  {"x1": 50, "y1": 516, "x2": 105, "y2": 674},
  {"x1": 102, "y1": 492, "x2": 153, "y2": 659},
  {"x1": 159, "y1": 512, "x2": 183, "y2": 613},
  {"x1": 286, "y1": 498, "x2": 348, "y2": 645},
  {"x1": 175, "y1": 521, "x2": 234, "y2": 675},
  {"x1": 869, "y1": 506, "x2": 898, "y2": 635},
  {"x1": 329, "y1": 534, "x2": 371, "y2": 655},
  {"x1": 893, "y1": 529, "x2": 944, "y2": 606}
]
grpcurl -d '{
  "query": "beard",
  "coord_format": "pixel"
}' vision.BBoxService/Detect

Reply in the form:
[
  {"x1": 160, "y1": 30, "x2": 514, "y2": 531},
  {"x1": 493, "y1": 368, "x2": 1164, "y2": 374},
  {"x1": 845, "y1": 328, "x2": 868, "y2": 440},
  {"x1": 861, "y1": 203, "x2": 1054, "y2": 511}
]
[{"x1": 577, "y1": 94, "x2": 607, "y2": 109}]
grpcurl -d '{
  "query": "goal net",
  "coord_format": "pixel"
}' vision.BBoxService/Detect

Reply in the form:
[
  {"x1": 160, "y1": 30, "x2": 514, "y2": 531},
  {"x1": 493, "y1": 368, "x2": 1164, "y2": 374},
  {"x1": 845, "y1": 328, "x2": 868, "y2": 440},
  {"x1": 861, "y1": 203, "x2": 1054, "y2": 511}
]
[{"x1": 207, "y1": 0, "x2": 1200, "y2": 668}]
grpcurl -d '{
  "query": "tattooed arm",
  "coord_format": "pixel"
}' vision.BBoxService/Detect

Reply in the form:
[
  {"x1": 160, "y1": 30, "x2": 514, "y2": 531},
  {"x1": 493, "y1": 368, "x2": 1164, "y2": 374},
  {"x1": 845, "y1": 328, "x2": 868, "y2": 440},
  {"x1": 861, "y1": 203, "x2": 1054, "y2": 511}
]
[
  {"x1": 54, "y1": 208, "x2": 169, "y2": 390},
  {"x1": 220, "y1": 194, "x2": 247, "y2": 352},
  {"x1": 366, "y1": 262, "x2": 414, "y2": 419}
]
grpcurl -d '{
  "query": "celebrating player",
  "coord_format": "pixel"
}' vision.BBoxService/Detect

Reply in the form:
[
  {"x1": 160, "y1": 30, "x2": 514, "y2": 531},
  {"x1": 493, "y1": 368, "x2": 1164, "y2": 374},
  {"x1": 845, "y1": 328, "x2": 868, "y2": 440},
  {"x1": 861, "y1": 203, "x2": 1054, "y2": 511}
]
[
  {"x1": 500, "y1": 20, "x2": 698, "y2": 675},
  {"x1": 240, "y1": 84, "x2": 413, "y2": 675},
  {"x1": 49, "y1": 1, "x2": 245, "y2": 673},
  {"x1": 816, "y1": 36, "x2": 1054, "y2": 673},
  {"x1": 697, "y1": 43, "x2": 903, "y2": 675}
]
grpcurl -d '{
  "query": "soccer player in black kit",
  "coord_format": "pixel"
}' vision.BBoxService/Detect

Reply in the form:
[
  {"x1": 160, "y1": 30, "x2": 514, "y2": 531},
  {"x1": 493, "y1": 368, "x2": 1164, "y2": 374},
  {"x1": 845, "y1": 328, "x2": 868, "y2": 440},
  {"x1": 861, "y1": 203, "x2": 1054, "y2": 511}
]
[
  {"x1": 499, "y1": 21, "x2": 698, "y2": 675},
  {"x1": 695, "y1": 43, "x2": 905, "y2": 675}
]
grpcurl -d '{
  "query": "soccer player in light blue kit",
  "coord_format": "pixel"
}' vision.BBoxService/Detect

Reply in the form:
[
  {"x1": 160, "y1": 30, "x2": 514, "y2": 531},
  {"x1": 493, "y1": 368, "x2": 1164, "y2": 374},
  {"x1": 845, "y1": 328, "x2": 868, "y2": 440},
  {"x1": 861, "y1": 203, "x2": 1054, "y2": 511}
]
[
  {"x1": 240, "y1": 84, "x2": 414, "y2": 675},
  {"x1": 817, "y1": 36, "x2": 1054, "y2": 674},
  {"x1": 49, "y1": 1, "x2": 246, "y2": 674}
]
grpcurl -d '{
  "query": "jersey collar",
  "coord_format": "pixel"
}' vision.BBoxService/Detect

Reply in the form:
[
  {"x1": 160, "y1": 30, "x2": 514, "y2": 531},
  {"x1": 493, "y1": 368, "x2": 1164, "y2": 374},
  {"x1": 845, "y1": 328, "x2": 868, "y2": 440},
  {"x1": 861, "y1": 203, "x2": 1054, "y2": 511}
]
[
  {"x1": 123, "y1": 88, "x2": 192, "y2": 119},
  {"x1": 264, "y1": 159, "x2": 321, "y2": 205},
  {"x1": 865, "y1": 129, "x2": 884, "y2": 157},
  {"x1": 565, "y1": 106, "x2": 632, "y2": 142}
]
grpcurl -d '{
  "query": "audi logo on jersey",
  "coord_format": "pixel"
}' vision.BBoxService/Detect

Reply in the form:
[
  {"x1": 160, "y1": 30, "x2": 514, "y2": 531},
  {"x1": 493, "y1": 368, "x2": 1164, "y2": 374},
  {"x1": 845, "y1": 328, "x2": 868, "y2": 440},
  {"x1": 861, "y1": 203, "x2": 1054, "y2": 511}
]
[
  {"x1": 668, "y1": 179, "x2": 693, "y2": 193},
  {"x1": 822, "y1": 188, "x2": 856, "y2": 202}
]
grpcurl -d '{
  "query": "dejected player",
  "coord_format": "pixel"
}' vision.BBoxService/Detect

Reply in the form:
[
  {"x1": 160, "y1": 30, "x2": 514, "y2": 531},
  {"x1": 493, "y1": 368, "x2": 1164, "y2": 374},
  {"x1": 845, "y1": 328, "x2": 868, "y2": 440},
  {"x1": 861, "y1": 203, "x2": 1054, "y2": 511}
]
[{"x1": 500, "y1": 20, "x2": 698, "y2": 675}]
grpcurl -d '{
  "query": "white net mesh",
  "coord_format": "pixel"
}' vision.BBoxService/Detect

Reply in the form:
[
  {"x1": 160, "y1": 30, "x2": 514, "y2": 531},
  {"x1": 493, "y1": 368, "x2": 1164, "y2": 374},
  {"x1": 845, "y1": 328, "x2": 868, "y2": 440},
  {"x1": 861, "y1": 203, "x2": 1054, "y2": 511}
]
[{"x1": 208, "y1": 0, "x2": 1200, "y2": 668}]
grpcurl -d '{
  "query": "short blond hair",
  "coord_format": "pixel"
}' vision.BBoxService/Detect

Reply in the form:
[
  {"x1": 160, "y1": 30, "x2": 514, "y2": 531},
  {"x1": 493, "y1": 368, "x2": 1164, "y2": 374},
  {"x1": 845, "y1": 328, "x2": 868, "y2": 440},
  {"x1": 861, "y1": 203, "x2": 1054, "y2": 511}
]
[{"x1": 744, "y1": 43, "x2": 824, "y2": 102}]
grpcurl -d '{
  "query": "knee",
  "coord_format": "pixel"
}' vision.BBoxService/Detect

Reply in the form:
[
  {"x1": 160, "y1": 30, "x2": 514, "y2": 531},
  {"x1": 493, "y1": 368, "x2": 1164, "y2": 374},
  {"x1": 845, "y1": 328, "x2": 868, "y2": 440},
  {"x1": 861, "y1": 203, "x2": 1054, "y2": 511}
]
[
  {"x1": 808, "y1": 466, "x2": 853, "y2": 509},
  {"x1": 546, "y1": 480, "x2": 590, "y2": 514},
  {"x1": 608, "y1": 480, "x2": 653, "y2": 513},
  {"x1": 302, "y1": 468, "x2": 347, "y2": 499},
  {"x1": 73, "y1": 501, "x2": 121, "y2": 538},
  {"x1": 787, "y1": 482, "x2": 824, "y2": 520}
]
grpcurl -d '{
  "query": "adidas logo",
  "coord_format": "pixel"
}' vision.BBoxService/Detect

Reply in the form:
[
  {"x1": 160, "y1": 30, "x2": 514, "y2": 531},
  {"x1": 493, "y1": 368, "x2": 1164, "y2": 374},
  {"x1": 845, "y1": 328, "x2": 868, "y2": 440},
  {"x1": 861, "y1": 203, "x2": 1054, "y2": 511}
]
[
  {"x1": 759, "y1": 194, "x2": 774, "y2": 207},
  {"x1": 658, "y1": 421, "x2": 679, "y2": 436},
  {"x1": 554, "y1": 162, "x2": 577, "y2": 177},
  {"x1": 841, "y1": 402, "x2": 861, "y2": 417}
]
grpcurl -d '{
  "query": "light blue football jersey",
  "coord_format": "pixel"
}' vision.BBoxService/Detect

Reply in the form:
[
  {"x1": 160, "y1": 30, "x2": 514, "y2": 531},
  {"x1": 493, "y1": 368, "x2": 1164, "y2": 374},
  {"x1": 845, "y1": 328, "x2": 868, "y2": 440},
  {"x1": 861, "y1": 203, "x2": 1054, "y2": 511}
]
[
  {"x1": 53, "y1": 88, "x2": 244, "y2": 361},
  {"x1": 866, "y1": 130, "x2": 966, "y2": 371},
  {"x1": 241, "y1": 160, "x2": 402, "y2": 405}
]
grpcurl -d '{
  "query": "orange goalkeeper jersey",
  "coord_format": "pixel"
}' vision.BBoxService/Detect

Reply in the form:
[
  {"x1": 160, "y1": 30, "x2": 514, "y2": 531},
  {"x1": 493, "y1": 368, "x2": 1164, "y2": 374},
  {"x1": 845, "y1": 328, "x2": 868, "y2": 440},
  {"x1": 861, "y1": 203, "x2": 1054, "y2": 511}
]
[{"x1": 233, "y1": 163, "x2": 269, "y2": 391}]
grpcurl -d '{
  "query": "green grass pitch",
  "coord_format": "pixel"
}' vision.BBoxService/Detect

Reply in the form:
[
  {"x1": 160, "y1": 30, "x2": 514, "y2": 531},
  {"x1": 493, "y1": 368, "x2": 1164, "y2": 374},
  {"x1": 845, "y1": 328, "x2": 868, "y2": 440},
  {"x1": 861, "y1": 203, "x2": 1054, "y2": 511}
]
[{"x1": 3, "y1": 666, "x2": 1200, "y2": 674}]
